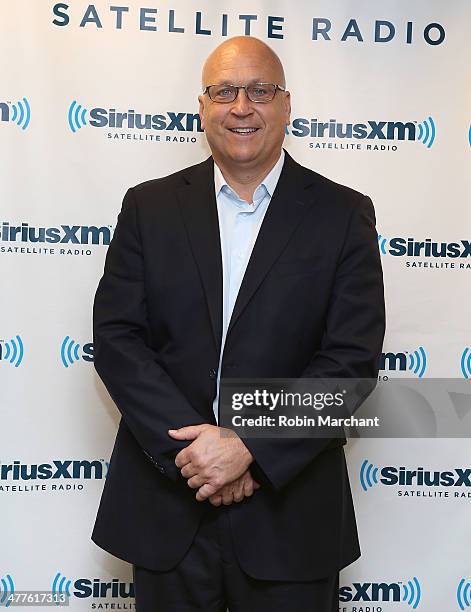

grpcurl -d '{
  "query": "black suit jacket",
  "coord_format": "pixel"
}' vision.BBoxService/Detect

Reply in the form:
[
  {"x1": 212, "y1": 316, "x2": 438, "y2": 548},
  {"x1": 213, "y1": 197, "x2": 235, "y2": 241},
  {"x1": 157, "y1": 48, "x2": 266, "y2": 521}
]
[{"x1": 91, "y1": 151, "x2": 385, "y2": 581}]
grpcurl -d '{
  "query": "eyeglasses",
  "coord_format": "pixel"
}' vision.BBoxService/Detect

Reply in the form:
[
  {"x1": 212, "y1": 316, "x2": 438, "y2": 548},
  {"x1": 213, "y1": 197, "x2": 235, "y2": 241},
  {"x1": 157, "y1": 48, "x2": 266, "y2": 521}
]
[{"x1": 202, "y1": 83, "x2": 286, "y2": 104}]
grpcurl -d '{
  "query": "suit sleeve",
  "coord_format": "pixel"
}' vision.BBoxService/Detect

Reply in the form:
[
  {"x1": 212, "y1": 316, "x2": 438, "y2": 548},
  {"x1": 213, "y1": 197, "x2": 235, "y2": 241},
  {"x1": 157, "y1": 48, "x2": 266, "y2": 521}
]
[
  {"x1": 244, "y1": 195, "x2": 386, "y2": 491},
  {"x1": 93, "y1": 187, "x2": 207, "y2": 482}
]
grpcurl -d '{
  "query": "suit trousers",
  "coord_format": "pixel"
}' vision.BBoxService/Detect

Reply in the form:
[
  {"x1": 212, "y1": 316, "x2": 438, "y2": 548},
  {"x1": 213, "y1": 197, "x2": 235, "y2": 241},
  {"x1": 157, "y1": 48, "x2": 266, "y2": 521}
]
[{"x1": 132, "y1": 503, "x2": 339, "y2": 612}]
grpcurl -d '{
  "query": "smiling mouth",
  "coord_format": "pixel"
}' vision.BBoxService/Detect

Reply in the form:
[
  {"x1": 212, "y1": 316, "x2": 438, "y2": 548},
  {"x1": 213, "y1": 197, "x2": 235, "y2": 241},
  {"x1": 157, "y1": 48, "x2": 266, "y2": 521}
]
[{"x1": 228, "y1": 127, "x2": 259, "y2": 134}]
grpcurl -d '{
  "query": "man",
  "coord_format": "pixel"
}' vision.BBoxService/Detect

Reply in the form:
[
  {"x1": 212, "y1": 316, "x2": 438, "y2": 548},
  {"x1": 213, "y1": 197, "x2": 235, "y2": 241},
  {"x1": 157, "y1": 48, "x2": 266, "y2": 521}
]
[{"x1": 92, "y1": 36, "x2": 385, "y2": 612}]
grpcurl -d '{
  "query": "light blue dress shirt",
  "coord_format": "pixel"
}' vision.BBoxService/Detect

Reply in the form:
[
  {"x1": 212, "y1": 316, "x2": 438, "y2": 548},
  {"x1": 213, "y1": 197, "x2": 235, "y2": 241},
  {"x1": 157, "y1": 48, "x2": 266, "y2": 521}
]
[{"x1": 212, "y1": 150, "x2": 285, "y2": 422}]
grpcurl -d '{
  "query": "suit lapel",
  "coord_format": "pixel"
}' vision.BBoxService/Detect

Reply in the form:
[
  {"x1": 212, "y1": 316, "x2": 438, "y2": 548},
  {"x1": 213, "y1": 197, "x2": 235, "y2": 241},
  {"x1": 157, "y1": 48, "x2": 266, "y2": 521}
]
[
  {"x1": 226, "y1": 152, "x2": 316, "y2": 337},
  {"x1": 176, "y1": 157, "x2": 223, "y2": 351}
]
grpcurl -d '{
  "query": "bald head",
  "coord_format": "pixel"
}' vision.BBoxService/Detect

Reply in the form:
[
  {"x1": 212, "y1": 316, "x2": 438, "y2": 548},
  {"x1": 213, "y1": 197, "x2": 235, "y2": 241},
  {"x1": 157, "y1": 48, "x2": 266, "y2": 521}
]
[{"x1": 202, "y1": 36, "x2": 286, "y2": 89}]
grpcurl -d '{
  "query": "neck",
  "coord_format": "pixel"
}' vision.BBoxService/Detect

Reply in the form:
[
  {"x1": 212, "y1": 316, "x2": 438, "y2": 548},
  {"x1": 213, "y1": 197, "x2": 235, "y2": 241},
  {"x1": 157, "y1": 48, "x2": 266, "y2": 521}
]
[{"x1": 214, "y1": 150, "x2": 282, "y2": 203}]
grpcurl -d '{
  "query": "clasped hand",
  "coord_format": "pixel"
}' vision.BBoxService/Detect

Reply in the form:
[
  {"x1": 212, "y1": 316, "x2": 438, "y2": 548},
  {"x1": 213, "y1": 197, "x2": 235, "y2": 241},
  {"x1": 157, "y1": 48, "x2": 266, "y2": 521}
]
[{"x1": 168, "y1": 424, "x2": 260, "y2": 506}]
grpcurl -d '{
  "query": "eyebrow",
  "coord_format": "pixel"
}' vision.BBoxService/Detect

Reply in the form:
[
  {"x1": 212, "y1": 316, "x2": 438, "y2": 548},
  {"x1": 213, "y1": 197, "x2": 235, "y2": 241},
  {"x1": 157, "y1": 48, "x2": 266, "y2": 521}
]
[{"x1": 211, "y1": 79, "x2": 270, "y2": 85}]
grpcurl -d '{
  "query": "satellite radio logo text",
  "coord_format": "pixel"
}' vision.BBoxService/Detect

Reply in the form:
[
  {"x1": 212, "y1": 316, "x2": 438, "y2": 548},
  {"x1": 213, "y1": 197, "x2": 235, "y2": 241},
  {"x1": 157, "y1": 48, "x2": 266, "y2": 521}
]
[
  {"x1": 0, "y1": 222, "x2": 113, "y2": 257},
  {"x1": 288, "y1": 115, "x2": 435, "y2": 152},
  {"x1": 67, "y1": 100, "x2": 202, "y2": 143},
  {"x1": 360, "y1": 460, "x2": 471, "y2": 499},
  {"x1": 51, "y1": 5, "x2": 445, "y2": 48}
]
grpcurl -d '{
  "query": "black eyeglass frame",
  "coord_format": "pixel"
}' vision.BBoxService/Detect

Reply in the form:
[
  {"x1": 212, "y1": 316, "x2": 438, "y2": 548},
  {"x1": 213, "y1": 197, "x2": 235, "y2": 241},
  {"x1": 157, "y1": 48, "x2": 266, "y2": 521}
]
[{"x1": 202, "y1": 83, "x2": 286, "y2": 104}]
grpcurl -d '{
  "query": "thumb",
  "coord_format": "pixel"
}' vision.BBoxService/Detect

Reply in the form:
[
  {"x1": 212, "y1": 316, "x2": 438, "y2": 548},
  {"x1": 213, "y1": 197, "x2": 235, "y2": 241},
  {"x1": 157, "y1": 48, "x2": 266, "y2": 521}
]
[{"x1": 168, "y1": 425, "x2": 205, "y2": 440}]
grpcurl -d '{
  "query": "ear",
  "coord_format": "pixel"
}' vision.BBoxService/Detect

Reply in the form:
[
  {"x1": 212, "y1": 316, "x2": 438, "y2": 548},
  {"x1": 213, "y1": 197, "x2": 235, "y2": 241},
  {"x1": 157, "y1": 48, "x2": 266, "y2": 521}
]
[
  {"x1": 198, "y1": 95, "x2": 206, "y2": 130},
  {"x1": 283, "y1": 90, "x2": 291, "y2": 125}
]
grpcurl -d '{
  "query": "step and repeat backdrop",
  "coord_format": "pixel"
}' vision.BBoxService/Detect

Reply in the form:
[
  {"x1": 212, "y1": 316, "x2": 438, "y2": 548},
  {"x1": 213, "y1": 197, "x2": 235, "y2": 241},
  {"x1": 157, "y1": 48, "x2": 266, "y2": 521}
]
[{"x1": 2, "y1": 1, "x2": 470, "y2": 610}]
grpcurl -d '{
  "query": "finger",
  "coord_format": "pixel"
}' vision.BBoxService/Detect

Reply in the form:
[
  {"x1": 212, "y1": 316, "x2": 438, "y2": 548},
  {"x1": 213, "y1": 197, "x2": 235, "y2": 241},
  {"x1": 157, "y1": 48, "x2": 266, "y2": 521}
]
[
  {"x1": 174, "y1": 449, "x2": 190, "y2": 468},
  {"x1": 233, "y1": 478, "x2": 245, "y2": 502},
  {"x1": 253, "y1": 480, "x2": 261, "y2": 489},
  {"x1": 180, "y1": 463, "x2": 198, "y2": 479},
  {"x1": 196, "y1": 483, "x2": 219, "y2": 501},
  {"x1": 168, "y1": 425, "x2": 205, "y2": 440},
  {"x1": 187, "y1": 474, "x2": 205, "y2": 489},
  {"x1": 243, "y1": 476, "x2": 254, "y2": 497},
  {"x1": 222, "y1": 486, "x2": 234, "y2": 505},
  {"x1": 209, "y1": 495, "x2": 222, "y2": 507}
]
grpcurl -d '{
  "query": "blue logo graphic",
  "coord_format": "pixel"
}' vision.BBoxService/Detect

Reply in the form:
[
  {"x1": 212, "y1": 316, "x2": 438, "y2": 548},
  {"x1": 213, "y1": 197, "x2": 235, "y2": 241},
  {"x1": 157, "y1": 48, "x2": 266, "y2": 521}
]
[
  {"x1": 360, "y1": 459, "x2": 379, "y2": 491},
  {"x1": 52, "y1": 573, "x2": 71, "y2": 602},
  {"x1": 0, "y1": 574, "x2": 15, "y2": 608},
  {"x1": 416, "y1": 116, "x2": 435, "y2": 148},
  {"x1": 60, "y1": 337, "x2": 94, "y2": 367},
  {"x1": 458, "y1": 578, "x2": 471, "y2": 610},
  {"x1": 408, "y1": 347, "x2": 427, "y2": 378},
  {"x1": 468, "y1": 125, "x2": 471, "y2": 148},
  {"x1": 0, "y1": 335, "x2": 24, "y2": 367},
  {"x1": 339, "y1": 577, "x2": 421, "y2": 607},
  {"x1": 67, "y1": 101, "x2": 88, "y2": 133},
  {"x1": 402, "y1": 577, "x2": 421, "y2": 609},
  {"x1": 379, "y1": 347, "x2": 427, "y2": 378},
  {"x1": 0, "y1": 98, "x2": 31, "y2": 130},
  {"x1": 378, "y1": 233, "x2": 388, "y2": 255},
  {"x1": 461, "y1": 348, "x2": 471, "y2": 379}
]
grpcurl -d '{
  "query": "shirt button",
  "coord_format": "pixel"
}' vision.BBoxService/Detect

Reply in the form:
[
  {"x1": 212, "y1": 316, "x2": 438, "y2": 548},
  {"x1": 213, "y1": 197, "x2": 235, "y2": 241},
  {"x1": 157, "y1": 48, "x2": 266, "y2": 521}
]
[
  {"x1": 157, "y1": 465, "x2": 165, "y2": 474},
  {"x1": 209, "y1": 368, "x2": 217, "y2": 379}
]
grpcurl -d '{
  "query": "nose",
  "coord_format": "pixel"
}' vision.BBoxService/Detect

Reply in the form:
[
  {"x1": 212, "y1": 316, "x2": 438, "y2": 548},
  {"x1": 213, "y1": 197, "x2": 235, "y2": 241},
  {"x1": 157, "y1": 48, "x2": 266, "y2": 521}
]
[{"x1": 231, "y1": 87, "x2": 253, "y2": 116}]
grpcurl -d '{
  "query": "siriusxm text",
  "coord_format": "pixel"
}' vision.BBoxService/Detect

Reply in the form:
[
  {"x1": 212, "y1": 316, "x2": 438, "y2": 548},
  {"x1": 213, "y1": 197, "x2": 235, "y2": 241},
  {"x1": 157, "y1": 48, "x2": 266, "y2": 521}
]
[
  {"x1": 0, "y1": 223, "x2": 112, "y2": 245},
  {"x1": 339, "y1": 582, "x2": 400, "y2": 602},
  {"x1": 380, "y1": 467, "x2": 471, "y2": 487},
  {"x1": 0, "y1": 460, "x2": 106, "y2": 480},
  {"x1": 386, "y1": 238, "x2": 471, "y2": 258},
  {"x1": 73, "y1": 579, "x2": 134, "y2": 599},
  {"x1": 291, "y1": 118, "x2": 416, "y2": 141}
]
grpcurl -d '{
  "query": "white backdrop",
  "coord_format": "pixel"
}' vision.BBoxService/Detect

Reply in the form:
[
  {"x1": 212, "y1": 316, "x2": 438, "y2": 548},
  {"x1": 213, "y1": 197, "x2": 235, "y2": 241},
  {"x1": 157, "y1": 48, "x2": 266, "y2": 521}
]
[{"x1": 2, "y1": 1, "x2": 471, "y2": 610}]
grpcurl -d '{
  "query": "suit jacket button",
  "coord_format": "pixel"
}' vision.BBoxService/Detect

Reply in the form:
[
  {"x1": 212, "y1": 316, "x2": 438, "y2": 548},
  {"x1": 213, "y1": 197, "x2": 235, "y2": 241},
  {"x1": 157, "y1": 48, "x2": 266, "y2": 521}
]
[{"x1": 209, "y1": 368, "x2": 217, "y2": 379}]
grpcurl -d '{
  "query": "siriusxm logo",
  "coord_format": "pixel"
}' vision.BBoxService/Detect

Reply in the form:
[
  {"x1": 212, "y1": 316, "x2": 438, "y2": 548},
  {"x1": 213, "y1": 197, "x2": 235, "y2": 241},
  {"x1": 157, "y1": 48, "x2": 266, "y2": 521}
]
[
  {"x1": 360, "y1": 460, "x2": 471, "y2": 491},
  {"x1": 0, "y1": 222, "x2": 112, "y2": 245},
  {"x1": 0, "y1": 336, "x2": 24, "y2": 368},
  {"x1": 288, "y1": 116, "x2": 435, "y2": 146},
  {"x1": 67, "y1": 100, "x2": 202, "y2": 134},
  {"x1": 0, "y1": 98, "x2": 31, "y2": 130},
  {"x1": 0, "y1": 574, "x2": 14, "y2": 608},
  {"x1": 52, "y1": 573, "x2": 134, "y2": 600},
  {"x1": 0, "y1": 460, "x2": 108, "y2": 481},
  {"x1": 379, "y1": 347, "x2": 427, "y2": 378},
  {"x1": 378, "y1": 234, "x2": 471, "y2": 258},
  {"x1": 340, "y1": 577, "x2": 421, "y2": 607},
  {"x1": 60, "y1": 337, "x2": 93, "y2": 368}
]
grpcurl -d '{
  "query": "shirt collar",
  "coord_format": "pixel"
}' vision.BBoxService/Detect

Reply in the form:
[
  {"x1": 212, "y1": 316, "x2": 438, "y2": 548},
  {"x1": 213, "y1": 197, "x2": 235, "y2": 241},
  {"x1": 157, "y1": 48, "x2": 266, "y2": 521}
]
[{"x1": 214, "y1": 149, "x2": 285, "y2": 201}]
